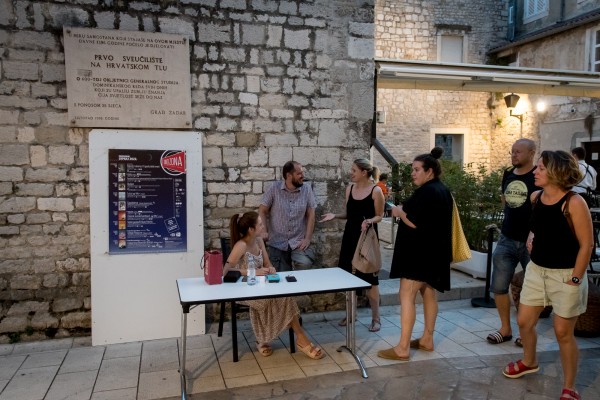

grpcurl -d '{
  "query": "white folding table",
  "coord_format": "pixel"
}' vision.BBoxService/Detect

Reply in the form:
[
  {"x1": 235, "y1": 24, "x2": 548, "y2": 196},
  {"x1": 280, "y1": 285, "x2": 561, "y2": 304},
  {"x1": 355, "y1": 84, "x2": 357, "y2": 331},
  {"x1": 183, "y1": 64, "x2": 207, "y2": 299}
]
[{"x1": 176, "y1": 267, "x2": 371, "y2": 399}]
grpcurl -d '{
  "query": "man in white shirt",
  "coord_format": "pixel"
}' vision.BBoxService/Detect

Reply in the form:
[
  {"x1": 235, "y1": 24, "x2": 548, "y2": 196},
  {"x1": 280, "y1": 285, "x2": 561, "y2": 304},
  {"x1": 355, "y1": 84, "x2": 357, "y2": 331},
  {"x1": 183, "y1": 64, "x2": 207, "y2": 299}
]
[{"x1": 571, "y1": 147, "x2": 597, "y2": 207}]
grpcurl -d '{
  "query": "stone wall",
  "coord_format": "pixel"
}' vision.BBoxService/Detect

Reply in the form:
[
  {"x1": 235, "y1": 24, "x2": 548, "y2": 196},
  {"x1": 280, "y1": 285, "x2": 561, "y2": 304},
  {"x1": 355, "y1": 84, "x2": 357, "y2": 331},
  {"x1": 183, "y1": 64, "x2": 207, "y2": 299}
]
[
  {"x1": 0, "y1": 0, "x2": 375, "y2": 342},
  {"x1": 374, "y1": 0, "x2": 511, "y2": 172}
]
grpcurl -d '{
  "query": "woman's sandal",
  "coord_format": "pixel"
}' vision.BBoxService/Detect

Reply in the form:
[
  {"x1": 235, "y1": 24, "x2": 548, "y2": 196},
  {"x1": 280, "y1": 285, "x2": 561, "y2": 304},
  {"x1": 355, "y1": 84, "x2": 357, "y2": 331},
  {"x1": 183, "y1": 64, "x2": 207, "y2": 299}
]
[
  {"x1": 560, "y1": 388, "x2": 580, "y2": 400},
  {"x1": 338, "y1": 317, "x2": 353, "y2": 326},
  {"x1": 256, "y1": 342, "x2": 273, "y2": 357},
  {"x1": 298, "y1": 342, "x2": 325, "y2": 359},
  {"x1": 502, "y1": 359, "x2": 539, "y2": 378},
  {"x1": 368, "y1": 319, "x2": 381, "y2": 332}
]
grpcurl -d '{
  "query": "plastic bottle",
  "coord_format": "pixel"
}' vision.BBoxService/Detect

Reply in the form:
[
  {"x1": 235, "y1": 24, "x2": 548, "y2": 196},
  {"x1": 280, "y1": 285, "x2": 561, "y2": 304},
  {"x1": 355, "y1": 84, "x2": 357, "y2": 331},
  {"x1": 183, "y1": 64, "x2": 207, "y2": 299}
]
[{"x1": 247, "y1": 259, "x2": 256, "y2": 286}]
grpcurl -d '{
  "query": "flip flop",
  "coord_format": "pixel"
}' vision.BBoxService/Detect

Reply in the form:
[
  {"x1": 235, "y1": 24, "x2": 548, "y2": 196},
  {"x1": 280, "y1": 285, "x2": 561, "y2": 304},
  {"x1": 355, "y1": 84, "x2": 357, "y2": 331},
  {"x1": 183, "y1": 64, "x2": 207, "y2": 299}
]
[
  {"x1": 368, "y1": 319, "x2": 381, "y2": 332},
  {"x1": 515, "y1": 337, "x2": 523, "y2": 347},
  {"x1": 377, "y1": 348, "x2": 409, "y2": 361},
  {"x1": 503, "y1": 359, "x2": 539, "y2": 378},
  {"x1": 409, "y1": 338, "x2": 434, "y2": 352},
  {"x1": 486, "y1": 331, "x2": 512, "y2": 344}
]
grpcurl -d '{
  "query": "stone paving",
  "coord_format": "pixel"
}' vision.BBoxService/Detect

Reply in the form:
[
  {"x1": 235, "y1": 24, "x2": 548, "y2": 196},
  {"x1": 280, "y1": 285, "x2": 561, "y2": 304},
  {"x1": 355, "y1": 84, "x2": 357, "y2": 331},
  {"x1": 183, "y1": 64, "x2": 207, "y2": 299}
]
[{"x1": 1, "y1": 299, "x2": 600, "y2": 400}]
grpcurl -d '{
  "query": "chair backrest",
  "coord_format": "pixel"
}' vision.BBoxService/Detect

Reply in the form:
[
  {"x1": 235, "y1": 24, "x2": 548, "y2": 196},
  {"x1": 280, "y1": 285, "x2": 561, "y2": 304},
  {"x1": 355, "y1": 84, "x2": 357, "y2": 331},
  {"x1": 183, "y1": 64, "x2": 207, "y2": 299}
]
[{"x1": 220, "y1": 237, "x2": 232, "y2": 267}]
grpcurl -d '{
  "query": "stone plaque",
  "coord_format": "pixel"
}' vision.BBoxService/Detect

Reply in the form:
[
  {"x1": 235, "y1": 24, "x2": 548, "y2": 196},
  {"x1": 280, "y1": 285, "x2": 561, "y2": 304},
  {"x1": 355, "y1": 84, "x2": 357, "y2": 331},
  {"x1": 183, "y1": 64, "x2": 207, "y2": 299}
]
[{"x1": 64, "y1": 27, "x2": 191, "y2": 129}]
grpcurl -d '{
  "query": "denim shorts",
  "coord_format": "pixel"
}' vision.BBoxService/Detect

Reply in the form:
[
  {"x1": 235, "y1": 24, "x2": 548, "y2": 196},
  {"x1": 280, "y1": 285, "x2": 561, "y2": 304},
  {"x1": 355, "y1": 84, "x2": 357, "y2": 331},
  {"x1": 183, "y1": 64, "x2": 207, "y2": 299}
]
[
  {"x1": 267, "y1": 245, "x2": 315, "y2": 272},
  {"x1": 490, "y1": 233, "x2": 530, "y2": 294},
  {"x1": 520, "y1": 261, "x2": 588, "y2": 318}
]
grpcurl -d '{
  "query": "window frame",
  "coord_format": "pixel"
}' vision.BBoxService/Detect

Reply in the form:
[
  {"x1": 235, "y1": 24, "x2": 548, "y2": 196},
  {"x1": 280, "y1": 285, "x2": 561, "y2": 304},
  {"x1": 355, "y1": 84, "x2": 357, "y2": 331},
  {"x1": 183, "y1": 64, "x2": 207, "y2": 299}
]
[{"x1": 523, "y1": 0, "x2": 549, "y2": 24}]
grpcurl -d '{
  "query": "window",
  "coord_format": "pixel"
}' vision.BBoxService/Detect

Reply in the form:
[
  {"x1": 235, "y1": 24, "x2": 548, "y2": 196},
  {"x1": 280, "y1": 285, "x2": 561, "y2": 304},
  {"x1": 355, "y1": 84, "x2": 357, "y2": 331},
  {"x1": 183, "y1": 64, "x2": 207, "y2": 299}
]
[
  {"x1": 592, "y1": 27, "x2": 600, "y2": 72},
  {"x1": 439, "y1": 35, "x2": 464, "y2": 63},
  {"x1": 523, "y1": 0, "x2": 548, "y2": 23},
  {"x1": 435, "y1": 134, "x2": 464, "y2": 163}
]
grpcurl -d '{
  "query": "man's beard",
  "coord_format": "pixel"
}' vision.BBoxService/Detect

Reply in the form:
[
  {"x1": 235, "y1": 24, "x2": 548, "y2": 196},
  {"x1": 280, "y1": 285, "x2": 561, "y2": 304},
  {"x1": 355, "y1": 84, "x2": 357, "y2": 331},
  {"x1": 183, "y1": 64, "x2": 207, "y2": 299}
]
[{"x1": 292, "y1": 178, "x2": 304, "y2": 188}]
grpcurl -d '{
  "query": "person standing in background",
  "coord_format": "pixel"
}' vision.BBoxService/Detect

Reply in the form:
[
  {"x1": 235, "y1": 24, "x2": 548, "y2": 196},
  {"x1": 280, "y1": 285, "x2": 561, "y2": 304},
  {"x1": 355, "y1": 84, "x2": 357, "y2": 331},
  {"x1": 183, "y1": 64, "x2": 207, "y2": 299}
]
[
  {"x1": 487, "y1": 139, "x2": 539, "y2": 346},
  {"x1": 320, "y1": 159, "x2": 385, "y2": 332},
  {"x1": 377, "y1": 147, "x2": 453, "y2": 361},
  {"x1": 259, "y1": 161, "x2": 317, "y2": 272},
  {"x1": 571, "y1": 146, "x2": 597, "y2": 207}
]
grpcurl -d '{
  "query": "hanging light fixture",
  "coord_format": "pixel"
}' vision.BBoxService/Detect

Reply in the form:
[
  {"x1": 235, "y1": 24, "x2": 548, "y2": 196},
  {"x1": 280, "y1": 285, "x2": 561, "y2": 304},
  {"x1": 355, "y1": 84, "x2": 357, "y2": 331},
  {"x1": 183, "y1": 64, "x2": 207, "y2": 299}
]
[{"x1": 504, "y1": 93, "x2": 523, "y2": 123}]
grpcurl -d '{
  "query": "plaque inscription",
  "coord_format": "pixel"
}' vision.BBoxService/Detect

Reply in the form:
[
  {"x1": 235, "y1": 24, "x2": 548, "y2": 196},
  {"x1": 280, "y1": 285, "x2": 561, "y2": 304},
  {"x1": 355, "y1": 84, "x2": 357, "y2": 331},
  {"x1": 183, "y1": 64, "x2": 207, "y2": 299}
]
[{"x1": 64, "y1": 27, "x2": 191, "y2": 129}]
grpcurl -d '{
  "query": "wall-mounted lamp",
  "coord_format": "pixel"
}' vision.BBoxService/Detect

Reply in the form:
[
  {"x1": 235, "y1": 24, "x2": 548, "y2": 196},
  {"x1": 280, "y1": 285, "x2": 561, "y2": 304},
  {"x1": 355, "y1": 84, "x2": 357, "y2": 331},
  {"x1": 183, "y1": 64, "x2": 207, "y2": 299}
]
[
  {"x1": 376, "y1": 110, "x2": 386, "y2": 124},
  {"x1": 504, "y1": 93, "x2": 523, "y2": 123}
]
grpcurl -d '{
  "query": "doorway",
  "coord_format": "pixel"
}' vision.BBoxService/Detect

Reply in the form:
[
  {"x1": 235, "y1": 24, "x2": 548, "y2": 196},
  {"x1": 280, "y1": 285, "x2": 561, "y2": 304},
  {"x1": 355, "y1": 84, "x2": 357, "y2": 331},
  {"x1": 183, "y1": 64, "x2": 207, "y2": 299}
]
[
  {"x1": 583, "y1": 141, "x2": 600, "y2": 190},
  {"x1": 435, "y1": 134, "x2": 464, "y2": 163}
]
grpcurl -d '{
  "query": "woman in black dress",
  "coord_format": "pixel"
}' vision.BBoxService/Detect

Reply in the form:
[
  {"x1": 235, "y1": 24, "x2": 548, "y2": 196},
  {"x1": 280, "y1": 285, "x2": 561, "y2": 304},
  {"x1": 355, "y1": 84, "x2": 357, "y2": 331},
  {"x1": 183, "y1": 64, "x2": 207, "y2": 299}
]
[
  {"x1": 320, "y1": 159, "x2": 385, "y2": 332},
  {"x1": 378, "y1": 147, "x2": 453, "y2": 361}
]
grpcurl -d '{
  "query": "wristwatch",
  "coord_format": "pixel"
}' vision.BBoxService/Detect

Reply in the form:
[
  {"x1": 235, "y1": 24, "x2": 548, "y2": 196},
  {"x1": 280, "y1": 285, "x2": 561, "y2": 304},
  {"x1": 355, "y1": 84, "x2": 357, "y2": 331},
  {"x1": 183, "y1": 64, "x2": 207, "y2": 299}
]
[{"x1": 571, "y1": 276, "x2": 581, "y2": 284}]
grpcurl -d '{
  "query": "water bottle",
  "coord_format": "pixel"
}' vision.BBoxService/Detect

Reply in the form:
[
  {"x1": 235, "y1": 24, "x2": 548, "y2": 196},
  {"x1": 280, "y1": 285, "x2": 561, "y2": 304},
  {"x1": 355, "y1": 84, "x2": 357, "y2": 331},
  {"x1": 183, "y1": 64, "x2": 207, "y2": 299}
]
[{"x1": 247, "y1": 259, "x2": 256, "y2": 286}]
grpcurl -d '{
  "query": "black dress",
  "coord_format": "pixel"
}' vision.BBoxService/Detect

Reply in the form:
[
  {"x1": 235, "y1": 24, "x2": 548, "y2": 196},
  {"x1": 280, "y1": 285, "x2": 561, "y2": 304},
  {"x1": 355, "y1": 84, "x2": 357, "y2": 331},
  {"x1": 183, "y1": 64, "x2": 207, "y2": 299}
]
[
  {"x1": 338, "y1": 185, "x2": 379, "y2": 286},
  {"x1": 389, "y1": 178, "x2": 452, "y2": 292}
]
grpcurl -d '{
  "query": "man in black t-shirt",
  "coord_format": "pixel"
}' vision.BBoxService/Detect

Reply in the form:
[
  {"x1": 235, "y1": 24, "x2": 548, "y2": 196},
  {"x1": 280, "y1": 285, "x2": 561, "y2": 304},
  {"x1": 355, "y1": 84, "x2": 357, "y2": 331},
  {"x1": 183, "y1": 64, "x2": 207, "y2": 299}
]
[{"x1": 487, "y1": 139, "x2": 539, "y2": 345}]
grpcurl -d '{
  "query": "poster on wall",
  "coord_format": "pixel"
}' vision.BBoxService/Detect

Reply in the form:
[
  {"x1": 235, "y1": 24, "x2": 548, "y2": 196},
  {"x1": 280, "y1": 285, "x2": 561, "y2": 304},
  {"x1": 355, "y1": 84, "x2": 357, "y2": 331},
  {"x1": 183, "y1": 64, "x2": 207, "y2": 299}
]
[{"x1": 108, "y1": 149, "x2": 187, "y2": 254}]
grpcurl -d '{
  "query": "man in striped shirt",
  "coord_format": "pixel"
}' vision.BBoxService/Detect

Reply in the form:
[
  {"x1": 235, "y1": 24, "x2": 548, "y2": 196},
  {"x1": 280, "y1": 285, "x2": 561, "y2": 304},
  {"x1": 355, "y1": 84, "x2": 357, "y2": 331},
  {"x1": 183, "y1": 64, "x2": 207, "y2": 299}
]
[{"x1": 259, "y1": 161, "x2": 317, "y2": 271}]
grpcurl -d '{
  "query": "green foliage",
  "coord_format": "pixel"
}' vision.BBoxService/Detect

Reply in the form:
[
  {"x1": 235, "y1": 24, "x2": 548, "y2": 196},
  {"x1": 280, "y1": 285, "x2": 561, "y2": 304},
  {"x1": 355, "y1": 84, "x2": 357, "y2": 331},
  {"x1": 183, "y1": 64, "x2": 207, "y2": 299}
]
[
  {"x1": 441, "y1": 160, "x2": 505, "y2": 252},
  {"x1": 9, "y1": 332, "x2": 20, "y2": 343},
  {"x1": 389, "y1": 160, "x2": 504, "y2": 252}
]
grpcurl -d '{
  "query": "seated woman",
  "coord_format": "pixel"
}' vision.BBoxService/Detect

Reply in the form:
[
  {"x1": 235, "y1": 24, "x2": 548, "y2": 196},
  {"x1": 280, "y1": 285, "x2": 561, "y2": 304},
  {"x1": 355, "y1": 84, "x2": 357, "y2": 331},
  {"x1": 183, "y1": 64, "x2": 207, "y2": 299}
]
[{"x1": 223, "y1": 211, "x2": 325, "y2": 359}]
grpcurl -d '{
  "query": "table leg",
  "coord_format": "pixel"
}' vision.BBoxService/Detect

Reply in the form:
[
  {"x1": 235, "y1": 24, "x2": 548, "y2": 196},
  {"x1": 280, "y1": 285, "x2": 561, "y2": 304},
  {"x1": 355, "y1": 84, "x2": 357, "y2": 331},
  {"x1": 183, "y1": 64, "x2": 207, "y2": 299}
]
[
  {"x1": 179, "y1": 311, "x2": 188, "y2": 399},
  {"x1": 337, "y1": 290, "x2": 368, "y2": 378}
]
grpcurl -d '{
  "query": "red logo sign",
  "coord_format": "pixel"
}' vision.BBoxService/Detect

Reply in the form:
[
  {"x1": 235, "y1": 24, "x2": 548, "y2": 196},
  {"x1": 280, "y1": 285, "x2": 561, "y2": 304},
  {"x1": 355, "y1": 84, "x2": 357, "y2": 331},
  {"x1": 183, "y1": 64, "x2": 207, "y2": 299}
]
[{"x1": 161, "y1": 151, "x2": 185, "y2": 175}]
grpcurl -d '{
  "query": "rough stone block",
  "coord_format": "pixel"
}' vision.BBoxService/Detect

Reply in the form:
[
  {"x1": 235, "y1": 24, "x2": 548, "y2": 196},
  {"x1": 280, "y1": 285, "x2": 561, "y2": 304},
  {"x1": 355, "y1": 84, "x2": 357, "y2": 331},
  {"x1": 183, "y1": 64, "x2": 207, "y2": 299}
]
[
  {"x1": 284, "y1": 28, "x2": 311, "y2": 50},
  {"x1": 0, "y1": 197, "x2": 36, "y2": 213},
  {"x1": 0, "y1": 144, "x2": 29, "y2": 165},
  {"x1": 0, "y1": 226, "x2": 19, "y2": 235},
  {"x1": 7, "y1": 214, "x2": 25, "y2": 224},
  {"x1": 198, "y1": 22, "x2": 231, "y2": 43},
  {"x1": 30, "y1": 145, "x2": 47, "y2": 167},
  {"x1": 206, "y1": 182, "x2": 251, "y2": 194},
  {"x1": 26, "y1": 212, "x2": 52, "y2": 224},
  {"x1": 0, "y1": 166, "x2": 23, "y2": 181},
  {"x1": 239, "y1": 92, "x2": 258, "y2": 105},
  {"x1": 0, "y1": 182, "x2": 12, "y2": 195},
  {"x1": 26, "y1": 167, "x2": 67, "y2": 182},
  {"x1": 8, "y1": 301, "x2": 49, "y2": 315},
  {"x1": 3, "y1": 61, "x2": 38, "y2": 80},
  {"x1": 0, "y1": 110, "x2": 19, "y2": 125},
  {"x1": 60, "y1": 311, "x2": 91, "y2": 329},
  {"x1": 72, "y1": 272, "x2": 90, "y2": 286},
  {"x1": 53, "y1": 298, "x2": 83, "y2": 313},
  {"x1": 48, "y1": 145, "x2": 76, "y2": 165},
  {"x1": 37, "y1": 198, "x2": 74, "y2": 212},
  {"x1": 0, "y1": 316, "x2": 28, "y2": 333},
  {"x1": 223, "y1": 147, "x2": 248, "y2": 167},
  {"x1": 0, "y1": 126, "x2": 17, "y2": 142},
  {"x1": 11, "y1": 274, "x2": 42, "y2": 290},
  {"x1": 31, "y1": 312, "x2": 59, "y2": 329}
]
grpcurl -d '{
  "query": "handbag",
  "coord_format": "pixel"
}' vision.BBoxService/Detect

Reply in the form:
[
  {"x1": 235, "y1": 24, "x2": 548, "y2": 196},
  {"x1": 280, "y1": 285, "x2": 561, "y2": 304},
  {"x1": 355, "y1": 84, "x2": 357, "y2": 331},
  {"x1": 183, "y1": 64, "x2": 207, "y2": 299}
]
[
  {"x1": 202, "y1": 250, "x2": 223, "y2": 285},
  {"x1": 351, "y1": 224, "x2": 381, "y2": 274},
  {"x1": 451, "y1": 198, "x2": 471, "y2": 263}
]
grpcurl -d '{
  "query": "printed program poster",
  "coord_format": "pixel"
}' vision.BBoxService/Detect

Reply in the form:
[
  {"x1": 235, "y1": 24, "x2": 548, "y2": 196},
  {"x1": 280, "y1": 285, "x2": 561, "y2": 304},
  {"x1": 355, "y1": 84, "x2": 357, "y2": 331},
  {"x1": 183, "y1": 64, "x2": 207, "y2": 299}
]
[{"x1": 108, "y1": 149, "x2": 187, "y2": 254}]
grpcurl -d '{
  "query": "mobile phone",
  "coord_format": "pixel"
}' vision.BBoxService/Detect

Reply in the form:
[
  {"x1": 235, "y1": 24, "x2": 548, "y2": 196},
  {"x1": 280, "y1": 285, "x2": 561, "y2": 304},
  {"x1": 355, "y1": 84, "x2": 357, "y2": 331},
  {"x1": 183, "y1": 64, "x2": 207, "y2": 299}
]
[
  {"x1": 285, "y1": 275, "x2": 297, "y2": 282},
  {"x1": 267, "y1": 274, "x2": 280, "y2": 283}
]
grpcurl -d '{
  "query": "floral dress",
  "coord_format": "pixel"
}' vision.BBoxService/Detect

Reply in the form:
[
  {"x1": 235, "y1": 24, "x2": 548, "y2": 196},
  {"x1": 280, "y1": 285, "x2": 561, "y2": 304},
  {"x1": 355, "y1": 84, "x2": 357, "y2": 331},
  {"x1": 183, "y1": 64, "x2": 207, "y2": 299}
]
[{"x1": 237, "y1": 250, "x2": 300, "y2": 343}]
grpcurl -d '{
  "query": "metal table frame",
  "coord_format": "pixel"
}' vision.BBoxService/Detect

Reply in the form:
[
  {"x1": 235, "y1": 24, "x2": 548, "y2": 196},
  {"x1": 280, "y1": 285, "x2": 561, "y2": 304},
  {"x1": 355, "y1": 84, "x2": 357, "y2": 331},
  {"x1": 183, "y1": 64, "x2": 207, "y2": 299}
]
[{"x1": 176, "y1": 268, "x2": 370, "y2": 399}]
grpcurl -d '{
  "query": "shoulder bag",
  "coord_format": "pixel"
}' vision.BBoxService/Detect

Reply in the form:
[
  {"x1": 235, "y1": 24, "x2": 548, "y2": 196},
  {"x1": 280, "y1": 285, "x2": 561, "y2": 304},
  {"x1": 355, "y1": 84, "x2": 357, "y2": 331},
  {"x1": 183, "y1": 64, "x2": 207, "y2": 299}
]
[
  {"x1": 451, "y1": 198, "x2": 471, "y2": 263},
  {"x1": 351, "y1": 224, "x2": 381, "y2": 274}
]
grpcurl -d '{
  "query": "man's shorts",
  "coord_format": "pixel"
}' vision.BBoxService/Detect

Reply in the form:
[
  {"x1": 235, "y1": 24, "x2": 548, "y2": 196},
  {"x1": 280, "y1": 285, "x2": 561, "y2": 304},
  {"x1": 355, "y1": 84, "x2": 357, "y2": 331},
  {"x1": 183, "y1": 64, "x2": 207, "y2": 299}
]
[
  {"x1": 491, "y1": 234, "x2": 530, "y2": 294},
  {"x1": 520, "y1": 261, "x2": 588, "y2": 318},
  {"x1": 267, "y1": 245, "x2": 315, "y2": 272}
]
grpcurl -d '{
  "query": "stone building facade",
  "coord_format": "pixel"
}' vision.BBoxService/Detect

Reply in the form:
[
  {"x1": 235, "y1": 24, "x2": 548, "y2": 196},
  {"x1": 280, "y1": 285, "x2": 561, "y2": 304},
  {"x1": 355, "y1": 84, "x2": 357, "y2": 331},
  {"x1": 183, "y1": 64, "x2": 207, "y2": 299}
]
[{"x1": 0, "y1": 0, "x2": 375, "y2": 342}]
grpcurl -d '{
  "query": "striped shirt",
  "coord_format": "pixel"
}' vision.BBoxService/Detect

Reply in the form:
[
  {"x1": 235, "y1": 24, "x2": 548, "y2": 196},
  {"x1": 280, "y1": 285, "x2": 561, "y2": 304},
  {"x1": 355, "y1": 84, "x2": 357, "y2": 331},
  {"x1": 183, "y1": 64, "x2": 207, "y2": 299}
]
[{"x1": 261, "y1": 181, "x2": 316, "y2": 251}]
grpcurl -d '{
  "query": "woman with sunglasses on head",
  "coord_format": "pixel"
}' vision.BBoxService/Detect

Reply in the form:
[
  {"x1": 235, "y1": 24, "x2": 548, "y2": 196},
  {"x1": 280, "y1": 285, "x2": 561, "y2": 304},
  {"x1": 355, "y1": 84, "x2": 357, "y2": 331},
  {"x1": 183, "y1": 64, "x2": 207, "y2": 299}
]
[{"x1": 502, "y1": 151, "x2": 592, "y2": 400}]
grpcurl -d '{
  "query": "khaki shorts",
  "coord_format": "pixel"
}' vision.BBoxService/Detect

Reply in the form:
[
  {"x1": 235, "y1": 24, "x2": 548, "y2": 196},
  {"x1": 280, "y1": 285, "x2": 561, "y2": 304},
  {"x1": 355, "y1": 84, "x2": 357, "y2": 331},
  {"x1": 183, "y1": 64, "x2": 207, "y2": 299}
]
[{"x1": 520, "y1": 261, "x2": 588, "y2": 318}]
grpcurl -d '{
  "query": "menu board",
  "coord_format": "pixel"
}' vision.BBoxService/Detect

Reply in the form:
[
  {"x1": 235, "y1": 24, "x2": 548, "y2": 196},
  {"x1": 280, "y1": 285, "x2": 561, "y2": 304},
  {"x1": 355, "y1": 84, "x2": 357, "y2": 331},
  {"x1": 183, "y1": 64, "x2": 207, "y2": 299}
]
[{"x1": 108, "y1": 149, "x2": 187, "y2": 254}]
